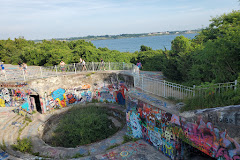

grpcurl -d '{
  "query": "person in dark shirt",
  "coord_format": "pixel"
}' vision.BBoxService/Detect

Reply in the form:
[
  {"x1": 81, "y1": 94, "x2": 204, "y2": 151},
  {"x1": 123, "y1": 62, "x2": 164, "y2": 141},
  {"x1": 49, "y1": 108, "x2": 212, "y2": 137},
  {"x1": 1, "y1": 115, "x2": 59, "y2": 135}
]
[
  {"x1": 100, "y1": 58, "x2": 105, "y2": 70},
  {"x1": 18, "y1": 61, "x2": 22, "y2": 70}
]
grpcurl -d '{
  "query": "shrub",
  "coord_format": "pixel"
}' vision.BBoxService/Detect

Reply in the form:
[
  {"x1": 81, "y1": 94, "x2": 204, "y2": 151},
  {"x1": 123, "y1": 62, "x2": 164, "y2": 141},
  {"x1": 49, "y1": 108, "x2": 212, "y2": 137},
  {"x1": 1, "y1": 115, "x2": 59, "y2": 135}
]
[{"x1": 11, "y1": 138, "x2": 32, "y2": 153}]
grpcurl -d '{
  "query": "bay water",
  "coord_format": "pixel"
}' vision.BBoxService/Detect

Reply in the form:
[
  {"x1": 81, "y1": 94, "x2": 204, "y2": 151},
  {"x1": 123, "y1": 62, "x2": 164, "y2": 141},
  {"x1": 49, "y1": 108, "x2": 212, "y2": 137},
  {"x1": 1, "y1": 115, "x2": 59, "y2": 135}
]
[{"x1": 91, "y1": 33, "x2": 197, "y2": 53}]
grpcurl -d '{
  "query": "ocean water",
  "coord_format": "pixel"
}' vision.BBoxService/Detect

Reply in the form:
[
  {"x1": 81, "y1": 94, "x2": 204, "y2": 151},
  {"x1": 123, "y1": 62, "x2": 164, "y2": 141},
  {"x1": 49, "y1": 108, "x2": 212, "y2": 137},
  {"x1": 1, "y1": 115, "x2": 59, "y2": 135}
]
[{"x1": 91, "y1": 33, "x2": 198, "y2": 53}]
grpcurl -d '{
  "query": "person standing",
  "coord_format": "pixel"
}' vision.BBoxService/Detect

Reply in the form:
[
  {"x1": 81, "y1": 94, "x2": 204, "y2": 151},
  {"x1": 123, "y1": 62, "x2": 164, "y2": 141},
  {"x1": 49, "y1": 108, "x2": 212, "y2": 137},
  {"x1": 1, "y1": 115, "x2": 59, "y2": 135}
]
[
  {"x1": 82, "y1": 59, "x2": 87, "y2": 71},
  {"x1": 22, "y1": 63, "x2": 27, "y2": 74},
  {"x1": 79, "y1": 58, "x2": 83, "y2": 71},
  {"x1": 0, "y1": 62, "x2": 6, "y2": 76},
  {"x1": 18, "y1": 61, "x2": 22, "y2": 70},
  {"x1": 60, "y1": 61, "x2": 66, "y2": 73},
  {"x1": 136, "y1": 60, "x2": 142, "y2": 70},
  {"x1": 100, "y1": 58, "x2": 105, "y2": 71}
]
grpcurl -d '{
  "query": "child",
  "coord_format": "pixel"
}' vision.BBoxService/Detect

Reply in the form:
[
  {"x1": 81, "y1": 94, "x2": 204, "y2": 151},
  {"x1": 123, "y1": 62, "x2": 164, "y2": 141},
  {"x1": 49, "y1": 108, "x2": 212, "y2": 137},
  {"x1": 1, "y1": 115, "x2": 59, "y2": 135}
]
[
  {"x1": 136, "y1": 60, "x2": 142, "y2": 70},
  {"x1": 0, "y1": 62, "x2": 5, "y2": 76}
]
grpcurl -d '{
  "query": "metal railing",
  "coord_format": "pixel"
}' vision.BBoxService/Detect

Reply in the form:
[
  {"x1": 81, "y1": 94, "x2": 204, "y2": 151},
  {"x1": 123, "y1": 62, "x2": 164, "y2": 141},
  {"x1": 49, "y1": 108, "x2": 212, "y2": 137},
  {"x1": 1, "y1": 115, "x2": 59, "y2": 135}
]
[
  {"x1": 1, "y1": 62, "x2": 237, "y2": 100},
  {"x1": 0, "y1": 62, "x2": 137, "y2": 82},
  {"x1": 133, "y1": 73, "x2": 238, "y2": 100}
]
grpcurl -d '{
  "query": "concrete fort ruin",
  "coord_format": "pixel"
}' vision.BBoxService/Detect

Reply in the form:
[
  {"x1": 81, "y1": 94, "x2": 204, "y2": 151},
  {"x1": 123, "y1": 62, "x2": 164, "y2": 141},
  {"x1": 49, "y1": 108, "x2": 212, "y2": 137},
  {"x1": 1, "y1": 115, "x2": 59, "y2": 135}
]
[{"x1": 0, "y1": 70, "x2": 239, "y2": 160}]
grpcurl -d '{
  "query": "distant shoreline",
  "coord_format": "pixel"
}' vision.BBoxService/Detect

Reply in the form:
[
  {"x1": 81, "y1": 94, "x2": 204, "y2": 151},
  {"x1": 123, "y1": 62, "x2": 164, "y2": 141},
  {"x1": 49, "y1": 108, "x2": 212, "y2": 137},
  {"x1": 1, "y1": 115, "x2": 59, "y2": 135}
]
[{"x1": 33, "y1": 29, "x2": 201, "y2": 42}]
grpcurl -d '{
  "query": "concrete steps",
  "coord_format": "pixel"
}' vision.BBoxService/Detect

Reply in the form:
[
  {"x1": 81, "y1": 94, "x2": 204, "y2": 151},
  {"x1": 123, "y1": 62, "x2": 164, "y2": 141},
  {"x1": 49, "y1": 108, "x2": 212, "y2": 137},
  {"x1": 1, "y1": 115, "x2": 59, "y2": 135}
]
[{"x1": 0, "y1": 113, "x2": 39, "y2": 159}]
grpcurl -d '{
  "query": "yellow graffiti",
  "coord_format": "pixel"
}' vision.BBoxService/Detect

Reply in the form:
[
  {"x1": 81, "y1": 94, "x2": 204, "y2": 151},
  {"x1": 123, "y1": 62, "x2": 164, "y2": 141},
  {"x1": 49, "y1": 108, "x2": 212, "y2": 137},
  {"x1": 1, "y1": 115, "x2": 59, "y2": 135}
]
[
  {"x1": 19, "y1": 110, "x2": 27, "y2": 117},
  {"x1": 56, "y1": 94, "x2": 67, "y2": 108},
  {"x1": 120, "y1": 151, "x2": 129, "y2": 157},
  {"x1": 0, "y1": 99, "x2": 5, "y2": 107}
]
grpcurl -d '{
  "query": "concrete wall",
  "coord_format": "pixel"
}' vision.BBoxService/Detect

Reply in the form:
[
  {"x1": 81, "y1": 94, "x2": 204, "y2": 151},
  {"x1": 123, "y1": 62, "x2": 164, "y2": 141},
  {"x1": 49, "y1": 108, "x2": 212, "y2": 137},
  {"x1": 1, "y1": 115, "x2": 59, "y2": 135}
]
[
  {"x1": 0, "y1": 72, "x2": 134, "y2": 115},
  {"x1": 126, "y1": 90, "x2": 240, "y2": 160}
]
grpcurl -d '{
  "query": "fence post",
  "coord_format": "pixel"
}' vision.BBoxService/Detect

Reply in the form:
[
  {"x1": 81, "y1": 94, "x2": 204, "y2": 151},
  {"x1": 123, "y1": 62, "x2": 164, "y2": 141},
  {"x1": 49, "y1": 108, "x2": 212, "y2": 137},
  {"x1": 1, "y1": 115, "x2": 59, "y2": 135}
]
[
  {"x1": 22, "y1": 69, "x2": 26, "y2": 81},
  {"x1": 235, "y1": 80, "x2": 238, "y2": 91},
  {"x1": 55, "y1": 65, "x2": 58, "y2": 77},
  {"x1": 40, "y1": 67, "x2": 43, "y2": 78},
  {"x1": 74, "y1": 63, "x2": 76, "y2": 74},
  {"x1": 109, "y1": 62, "x2": 110, "y2": 70},
  {"x1": 4, "y1": 73, "x2": 7, "y2": 81},
  {"x1": 92, "y1": 62, "x2": 94, "y2": 71},
  {"x1": 163, "y1": 80, "x2": 166, "y2": 98},
  {"x1": 142, "y1": 75, "x2": 144, "y2": 91},
  {"x1": 193, "y1": 85, "x2": 196, "y2": 97}
]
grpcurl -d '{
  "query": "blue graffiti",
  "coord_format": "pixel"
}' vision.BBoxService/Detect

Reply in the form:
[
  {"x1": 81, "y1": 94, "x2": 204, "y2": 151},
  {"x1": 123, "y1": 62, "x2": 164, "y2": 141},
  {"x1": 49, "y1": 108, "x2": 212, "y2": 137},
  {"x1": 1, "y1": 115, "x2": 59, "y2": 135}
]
[{"x1": 0, "y1": 151, "x2": 9, "y2": 160}]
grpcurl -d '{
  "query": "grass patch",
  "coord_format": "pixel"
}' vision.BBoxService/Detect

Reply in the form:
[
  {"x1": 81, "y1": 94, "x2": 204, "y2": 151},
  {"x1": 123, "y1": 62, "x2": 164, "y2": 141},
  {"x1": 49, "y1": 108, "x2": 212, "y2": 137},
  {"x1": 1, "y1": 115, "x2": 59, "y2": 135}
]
[
  {"x1": 11, "y1": 138, "x2": 32, "y2": 153},
  {"x1": 0, "y1": 140, "x2": 7, "y2": 151},
  {"x1": 122, "y1": 135, "x2": 140, "y2": 144},
  {"x1": 106, "y1": 144, "x2": 120, "y2": 150},
  {"x1": 167, "y1": 96, "x2": 181, "y2": 103},
  {"x1": 86, "y1": 72, "x2": 95, "y2": 77},
  {"x1": 24, "y1": 116, "x2": 32, "y2": 122},
  {"x1": 50, "y1": 105, "x2": 119, "y2": 148},
  {"x1": 72, "y1": 153, "x2": 84, "y2": 158},
  {"x1": 17, "y1": 122, "x2": 29, "y2": 140}
]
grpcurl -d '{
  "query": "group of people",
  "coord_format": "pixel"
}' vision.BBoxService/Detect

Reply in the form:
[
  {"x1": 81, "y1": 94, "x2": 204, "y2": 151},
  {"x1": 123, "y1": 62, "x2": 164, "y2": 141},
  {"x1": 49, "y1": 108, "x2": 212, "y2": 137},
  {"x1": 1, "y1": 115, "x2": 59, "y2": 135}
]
[
  {"x1": 18, "y1": 61, "x2": 27, "y2": 74},
  {"x1": 0, "y1": 60, "x2": 28, "y2": 78},
  {"x1": 59, "y1": 58, "x2": 87, "y2": 73},
  {"x1": 59, "y1": 58, "x2": 106, "y2": 72}
]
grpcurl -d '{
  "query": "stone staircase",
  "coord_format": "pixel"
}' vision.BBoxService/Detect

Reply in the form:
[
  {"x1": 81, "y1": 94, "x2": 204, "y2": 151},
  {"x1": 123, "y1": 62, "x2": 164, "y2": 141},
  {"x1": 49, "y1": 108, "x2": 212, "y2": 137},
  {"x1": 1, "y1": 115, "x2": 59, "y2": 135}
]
[
  {"x1": 0, "y1": 109, "x2": 43, "y2": 159},
  {"x1": 0, "y1": 104, "x2": 156, "y2": 160}
]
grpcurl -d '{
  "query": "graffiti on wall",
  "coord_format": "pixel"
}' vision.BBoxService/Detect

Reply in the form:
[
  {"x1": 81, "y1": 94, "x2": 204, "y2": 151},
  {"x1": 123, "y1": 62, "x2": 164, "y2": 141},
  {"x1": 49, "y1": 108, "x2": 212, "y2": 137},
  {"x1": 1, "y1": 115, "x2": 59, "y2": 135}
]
[
  {"x1": 44, "y1": 81, "x2": 129, "y2": 111},
  {"x1": 0, "y1": 87, "x2": 32, "y2": 108},
  {"x1": 0, "y1": 151, "x2": 9, "y2": 160},
  {"x1": 126, "y1": 94, "x2": 240, "y2": 160}
]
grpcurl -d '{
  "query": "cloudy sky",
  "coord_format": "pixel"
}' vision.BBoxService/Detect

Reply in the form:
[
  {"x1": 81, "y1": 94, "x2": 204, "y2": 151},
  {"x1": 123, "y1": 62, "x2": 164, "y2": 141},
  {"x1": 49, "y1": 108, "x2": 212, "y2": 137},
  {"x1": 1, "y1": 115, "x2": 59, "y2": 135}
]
[{"x1": 0, "y1": 0, "x2": 239, "y2": 40}]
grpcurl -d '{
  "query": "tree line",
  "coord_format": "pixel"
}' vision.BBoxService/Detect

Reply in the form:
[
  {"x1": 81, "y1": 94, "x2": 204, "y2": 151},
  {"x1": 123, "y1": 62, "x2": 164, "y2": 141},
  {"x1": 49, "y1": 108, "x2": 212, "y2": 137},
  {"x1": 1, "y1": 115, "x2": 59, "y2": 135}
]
[
  {"x1": 0, "y1": 10, "x2": 239, "y2": 86},
  {"x1": 134, "y1": 10, "x2": 240, "y2": 86}
]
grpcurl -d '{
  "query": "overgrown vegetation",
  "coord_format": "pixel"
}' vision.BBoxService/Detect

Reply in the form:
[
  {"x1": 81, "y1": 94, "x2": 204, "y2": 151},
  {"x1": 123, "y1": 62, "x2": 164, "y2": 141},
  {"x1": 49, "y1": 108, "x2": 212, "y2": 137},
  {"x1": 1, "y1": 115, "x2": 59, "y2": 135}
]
[
  {"x1": 122, "y1": 135, "x2": 140, "y2": 144},
  {"x1": 106, "y1": 144, "x2": 121, "y2": 150},
  {"x1": 0, "y1": 140, "x2": 7, "y2": 151},
  {"x1": 182, "y1": 83, "x2": 240, "y2": 112},
  {"x1": 72, "y1": 153, "x2": 85, "y2": 158},
  {"x1": 11, "y1": 138, "x2": 32, "y2": 153},
  {"x1": 50, "y1": 105, "x2": 119, "y2": 148},
  {"x1": 1, "y1": 10, "x2": 239, "y2": 110}
]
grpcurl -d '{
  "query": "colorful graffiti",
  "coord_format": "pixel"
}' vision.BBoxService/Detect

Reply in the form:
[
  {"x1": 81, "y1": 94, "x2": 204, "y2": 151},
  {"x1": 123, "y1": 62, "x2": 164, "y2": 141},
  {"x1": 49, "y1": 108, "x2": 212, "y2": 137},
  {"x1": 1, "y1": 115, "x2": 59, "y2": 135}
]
[
  {"x1": 126, "y1": 94, "x2": 240, "y2": 160},
  {"x1": 44, "y1": 81, "x2": 128, "y2": 112},
  {"x1": 0, "y1": 151, "x2": 9, "y2": 160},
  {"x1": 98, "y1": 141, "x2": 147, "y2": 160}
]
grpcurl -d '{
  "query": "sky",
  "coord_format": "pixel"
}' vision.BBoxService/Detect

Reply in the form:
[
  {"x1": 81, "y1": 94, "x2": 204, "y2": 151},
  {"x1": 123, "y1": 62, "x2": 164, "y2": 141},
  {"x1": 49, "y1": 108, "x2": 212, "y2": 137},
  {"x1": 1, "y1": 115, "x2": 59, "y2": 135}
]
[{"x1": 0, "y1": 0, "x2": 239, "y2": 40}]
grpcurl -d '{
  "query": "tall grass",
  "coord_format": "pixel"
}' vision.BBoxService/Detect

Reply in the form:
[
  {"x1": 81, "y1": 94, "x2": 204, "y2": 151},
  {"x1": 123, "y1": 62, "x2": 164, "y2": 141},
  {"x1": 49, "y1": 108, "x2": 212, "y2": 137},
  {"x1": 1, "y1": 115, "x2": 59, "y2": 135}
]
[
  {"x1": 50, "y1": 105, "x2": 119, "y2": 148},
  {"x1": 181, "y1": 89, "x2": 240, "y2": 112}
]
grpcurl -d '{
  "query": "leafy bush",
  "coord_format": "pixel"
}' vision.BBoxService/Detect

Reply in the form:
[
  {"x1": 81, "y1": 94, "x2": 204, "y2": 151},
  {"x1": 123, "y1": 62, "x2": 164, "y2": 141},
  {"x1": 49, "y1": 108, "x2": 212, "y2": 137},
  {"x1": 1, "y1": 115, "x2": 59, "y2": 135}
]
[
  {"x1": 50, "y1": 105, "x2": 119, "y2": 147},
  {"x1": 11, "y1": 138, "x2": 32, "y2": 153}
]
